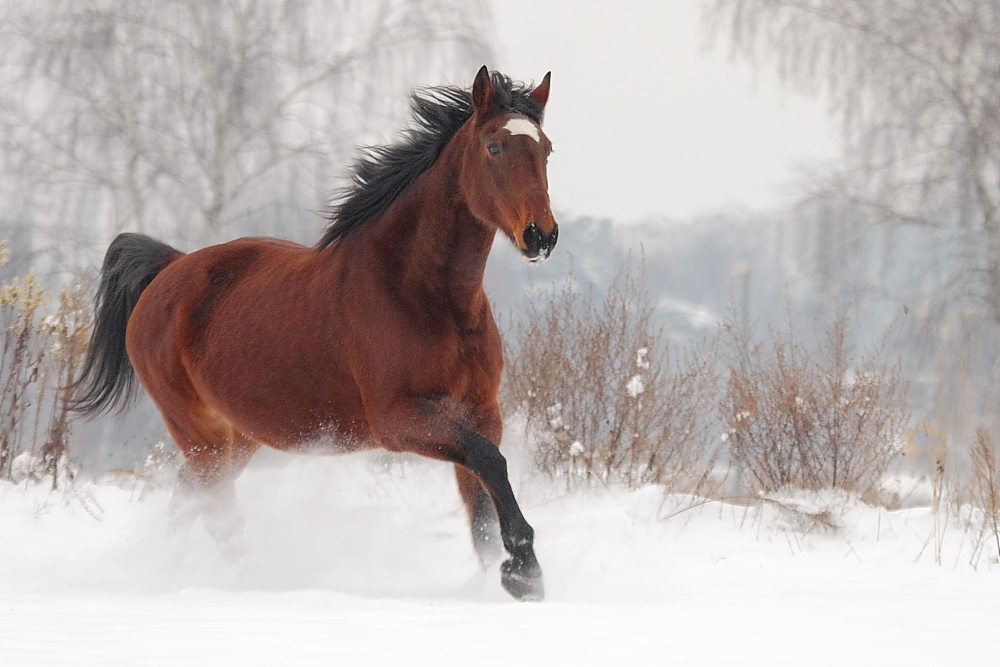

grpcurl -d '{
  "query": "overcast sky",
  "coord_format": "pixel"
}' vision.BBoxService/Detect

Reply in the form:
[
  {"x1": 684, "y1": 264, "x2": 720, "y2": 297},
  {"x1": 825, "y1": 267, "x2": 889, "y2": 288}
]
[{"x1": 490, "y1": 0, "x2": 838, "y2": 223}]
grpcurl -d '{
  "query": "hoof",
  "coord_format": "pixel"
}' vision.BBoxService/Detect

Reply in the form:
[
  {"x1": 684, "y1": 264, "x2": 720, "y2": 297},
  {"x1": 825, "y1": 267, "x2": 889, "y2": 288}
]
[
  {"x1": 216, "y1": 535, "x2": 251, "y2": 562},
  {"x1": 501, "y1": 558, "x2": 544, "y2": 602},
  {"x1": 203, "y1": 511, "x2": 248, "y2": 561}
]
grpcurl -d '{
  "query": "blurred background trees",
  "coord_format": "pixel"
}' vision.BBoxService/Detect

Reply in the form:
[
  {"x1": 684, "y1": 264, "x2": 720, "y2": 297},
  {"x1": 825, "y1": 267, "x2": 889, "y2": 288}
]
[
  {"x1": 705, "y1": 0, "x2": 1000, "y2": 445},
  {"x1": 0, "y1": 0, "x2": 494, "y2": 473},
  {"x1": 0, "y1": 0, "x2": 493, "y2": 272}
]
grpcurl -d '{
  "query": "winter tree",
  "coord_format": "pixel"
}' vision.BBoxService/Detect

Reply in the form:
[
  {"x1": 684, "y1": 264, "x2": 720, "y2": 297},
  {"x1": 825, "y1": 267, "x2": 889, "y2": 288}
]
[
  {"x1": 705, "y1": 0, "x2": 1000, "y2": 432},
  {"x1": 0, "y1": 0, "x2": 494, "y2": 270}
]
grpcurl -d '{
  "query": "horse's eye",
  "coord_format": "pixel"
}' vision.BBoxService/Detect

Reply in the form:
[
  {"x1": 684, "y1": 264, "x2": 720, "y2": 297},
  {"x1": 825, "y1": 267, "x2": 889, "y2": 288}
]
[{"x1": 487, "y1": 143, "x2": 502, "y2": 157}]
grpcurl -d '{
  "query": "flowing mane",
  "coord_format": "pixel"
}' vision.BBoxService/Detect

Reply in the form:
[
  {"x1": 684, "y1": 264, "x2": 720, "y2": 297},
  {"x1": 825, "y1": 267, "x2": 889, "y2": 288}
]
[{"x1": 316, "y1": 72, "x2": 546, "y2": 250}]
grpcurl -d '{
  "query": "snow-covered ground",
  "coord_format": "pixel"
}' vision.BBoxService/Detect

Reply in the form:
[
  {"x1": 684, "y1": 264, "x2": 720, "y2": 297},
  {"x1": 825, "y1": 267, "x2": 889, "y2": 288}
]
[{"x1": 1, "y1": 446, "x2": 998, "y2": 666}]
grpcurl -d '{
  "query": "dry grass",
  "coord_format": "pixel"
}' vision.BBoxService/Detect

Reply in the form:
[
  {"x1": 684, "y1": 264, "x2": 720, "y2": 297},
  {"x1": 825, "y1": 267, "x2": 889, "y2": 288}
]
[
  {"x1": 720, "y1": 303, "x2": 909, "y2": 498},
  {"x1": 36, "y1": 282, "x2": 92, "y2": 485},
  {"x1": 0, "y1": 246, "x2": 49, "y2": 480},
  {"x1": 918, "y1": 421, "x2": 950, "y2": 565},
  {"x1": 501, "y1": 256, "x2": 721, "y2": 491},
  {"x1": 0, "y1": 242, "x2": 91, "y2": 487},
  {"x1": 970, "y1": 427, "x2": 1000, "y2": 562}
]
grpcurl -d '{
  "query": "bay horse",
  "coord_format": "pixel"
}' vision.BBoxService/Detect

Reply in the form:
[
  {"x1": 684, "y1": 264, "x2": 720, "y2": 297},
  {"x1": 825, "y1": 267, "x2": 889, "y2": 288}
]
[{"x1": 69, "y1": 66, "x2": 556, "y2": 602}]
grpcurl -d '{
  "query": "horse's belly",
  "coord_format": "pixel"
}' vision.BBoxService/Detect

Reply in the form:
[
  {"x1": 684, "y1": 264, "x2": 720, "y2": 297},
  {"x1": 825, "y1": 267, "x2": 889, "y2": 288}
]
[{"x1": 193, "y1": 359, "x2": 372, "y2": 453}]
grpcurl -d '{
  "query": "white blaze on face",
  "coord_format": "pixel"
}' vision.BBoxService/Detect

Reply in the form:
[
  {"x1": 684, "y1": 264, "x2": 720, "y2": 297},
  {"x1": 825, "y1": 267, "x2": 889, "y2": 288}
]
[{"x1": 503, "y1": 117, "x2": 540, "y2": 142}]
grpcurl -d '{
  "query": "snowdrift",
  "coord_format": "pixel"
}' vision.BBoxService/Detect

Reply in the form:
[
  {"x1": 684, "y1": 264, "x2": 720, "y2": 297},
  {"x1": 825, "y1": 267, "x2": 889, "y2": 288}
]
[{"x1": 1, "y1": 448, "x2": 998, "y2": 666}]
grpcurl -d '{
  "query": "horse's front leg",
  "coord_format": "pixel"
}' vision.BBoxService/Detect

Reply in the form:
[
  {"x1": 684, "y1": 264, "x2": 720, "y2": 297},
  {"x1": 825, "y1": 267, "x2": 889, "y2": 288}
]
[
  {"x1": 453, "y1": 422, "x2": 544, "y2": 601},
  {"x1": 370, "y1": 399, "x2": 544, "y2": 602}
]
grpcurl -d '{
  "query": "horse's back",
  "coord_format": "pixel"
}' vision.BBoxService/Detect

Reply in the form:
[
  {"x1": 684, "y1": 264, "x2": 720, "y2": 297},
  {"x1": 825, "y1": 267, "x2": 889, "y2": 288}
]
[{"x1": 128, "y1": 237, "x2": 313, "y2": 345}]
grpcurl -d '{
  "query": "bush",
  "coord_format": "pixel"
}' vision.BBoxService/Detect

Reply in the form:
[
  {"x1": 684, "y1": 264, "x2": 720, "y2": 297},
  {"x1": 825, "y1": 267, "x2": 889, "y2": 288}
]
[
  {"x1": 720, "y1": 304, "x2": 909, "y2": 497},
  {"x1": 501, "y1": 257, "x2": 720, "y2": 491}
]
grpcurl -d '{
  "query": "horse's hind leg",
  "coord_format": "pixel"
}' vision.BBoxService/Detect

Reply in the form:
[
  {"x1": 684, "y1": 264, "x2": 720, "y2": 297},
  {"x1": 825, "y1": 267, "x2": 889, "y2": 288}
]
[
  {"x1": 170, "y1": 462, "x2": 242, "y2": 543},
  {"x1": 455, "y1": 466, "x2": 504, "y2": 567},
  {"x1": 164, "y1": 409, "x2": 260, "y2": 557}
]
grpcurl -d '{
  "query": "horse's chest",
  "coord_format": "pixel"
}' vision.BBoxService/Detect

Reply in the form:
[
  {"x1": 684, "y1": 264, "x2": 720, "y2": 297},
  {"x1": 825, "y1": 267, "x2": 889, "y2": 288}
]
[
  {"x1": 430, "y1": 323, "x2": 499, "y2": 369},
  {"x1": 402, "y1": 320, "x2": 502, "y2": 391},
  {"x1": 346, "y1": 278, "x2": 502, "y2": 399}
]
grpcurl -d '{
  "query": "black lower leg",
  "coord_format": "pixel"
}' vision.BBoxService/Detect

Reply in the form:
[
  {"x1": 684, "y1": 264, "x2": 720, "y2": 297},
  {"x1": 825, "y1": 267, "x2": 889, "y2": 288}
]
[{"x1": 457, "y1": 426, "x2": 543, "y2": 601}]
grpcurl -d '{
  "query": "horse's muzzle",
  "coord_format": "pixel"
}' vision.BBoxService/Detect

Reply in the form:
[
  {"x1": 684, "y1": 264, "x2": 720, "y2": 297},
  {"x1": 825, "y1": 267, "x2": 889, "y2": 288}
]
[{"x1": 522, "y1": 221, "x2": 558, "y2": 263}]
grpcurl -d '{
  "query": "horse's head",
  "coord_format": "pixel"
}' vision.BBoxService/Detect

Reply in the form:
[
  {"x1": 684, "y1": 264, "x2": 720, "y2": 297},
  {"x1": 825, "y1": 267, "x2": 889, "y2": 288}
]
[{"x1": 459, "y1": 66, "x2": 558, "y2": 263}]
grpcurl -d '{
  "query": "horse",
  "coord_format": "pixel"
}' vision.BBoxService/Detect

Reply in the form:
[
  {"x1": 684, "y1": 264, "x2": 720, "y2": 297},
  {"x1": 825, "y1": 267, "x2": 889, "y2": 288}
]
[{"x1": 69, "y1": 66, "x2": 557, "y2": 602}]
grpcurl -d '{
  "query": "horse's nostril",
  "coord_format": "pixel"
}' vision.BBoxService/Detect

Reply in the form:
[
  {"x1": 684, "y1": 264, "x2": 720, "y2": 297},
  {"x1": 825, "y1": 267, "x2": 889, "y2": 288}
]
[
  {"x1": 523, "y1": 222, "x2": 543, "y2": 250},
  {"x1": 522, "y1": 221, "x2": 557, "y2": 262}
]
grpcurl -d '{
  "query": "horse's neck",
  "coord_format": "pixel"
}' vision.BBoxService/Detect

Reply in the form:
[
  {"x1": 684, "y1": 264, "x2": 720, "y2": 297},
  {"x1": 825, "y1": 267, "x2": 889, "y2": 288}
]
[{"x1": 363, "y1": 161, "x2": 494, "y2": 311}]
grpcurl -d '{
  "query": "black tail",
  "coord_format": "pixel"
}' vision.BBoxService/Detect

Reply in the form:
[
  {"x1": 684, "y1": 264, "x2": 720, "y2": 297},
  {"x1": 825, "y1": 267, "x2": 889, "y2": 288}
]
[{"x1": 69, "y1": 233, "x2": 182, "y2": 416}]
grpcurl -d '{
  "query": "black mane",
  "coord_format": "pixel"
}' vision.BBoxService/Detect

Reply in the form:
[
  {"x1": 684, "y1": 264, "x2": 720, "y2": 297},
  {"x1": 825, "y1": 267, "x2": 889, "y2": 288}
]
[{"x1": 316, "y1": 72, "x2": 546, "y2": 249}]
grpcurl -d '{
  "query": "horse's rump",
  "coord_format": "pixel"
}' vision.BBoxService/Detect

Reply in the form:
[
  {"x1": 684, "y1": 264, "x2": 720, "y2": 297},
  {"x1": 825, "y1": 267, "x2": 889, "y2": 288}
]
[{"x1": 127, "y1": 237, "x2": 368, "y2": 450}]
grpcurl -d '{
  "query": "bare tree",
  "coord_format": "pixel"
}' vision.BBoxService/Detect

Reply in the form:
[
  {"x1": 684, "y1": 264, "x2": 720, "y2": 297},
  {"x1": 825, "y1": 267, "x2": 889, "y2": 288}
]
[
  {"x1": 0, "y1": 0, "x2": 494, "y2": 269},
  {"x1": 705, "y1": 0, "x2": 1000, "y2": 434}
]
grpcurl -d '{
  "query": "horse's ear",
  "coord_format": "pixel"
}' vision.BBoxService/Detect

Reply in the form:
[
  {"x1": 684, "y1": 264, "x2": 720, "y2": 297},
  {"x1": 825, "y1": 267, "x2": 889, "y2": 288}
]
[
  {"x1": 472, "y1": 65, "x2": 495, "y2": 116},
  {"x1": 530, "y1": 72, "x2": 551, "y2": 109}
]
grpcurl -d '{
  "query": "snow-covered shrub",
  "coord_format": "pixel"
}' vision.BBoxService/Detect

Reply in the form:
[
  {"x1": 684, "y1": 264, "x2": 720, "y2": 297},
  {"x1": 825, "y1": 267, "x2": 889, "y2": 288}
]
[
  {"x1": 720, "y1": 305, "x2": 909, "y2": 497},
  {"x1": 501, "y1": 256, "x2": 720, "y2": 491}
]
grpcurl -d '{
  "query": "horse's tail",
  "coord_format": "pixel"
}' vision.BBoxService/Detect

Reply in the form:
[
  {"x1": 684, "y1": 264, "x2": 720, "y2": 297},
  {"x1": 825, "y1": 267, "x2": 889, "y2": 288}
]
[{"x1": 69, "y1": 233, "x2": 183, "y2": 416}]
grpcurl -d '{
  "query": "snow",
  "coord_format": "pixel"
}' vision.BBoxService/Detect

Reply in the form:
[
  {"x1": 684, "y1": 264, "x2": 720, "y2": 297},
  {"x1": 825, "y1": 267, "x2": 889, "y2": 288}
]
[
  {"x1": 626, "y1": 374, "x2": 645, "y2": 397},
  {"x1": 1, "y1": 446, "x2": 998, "y2": 666}
]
